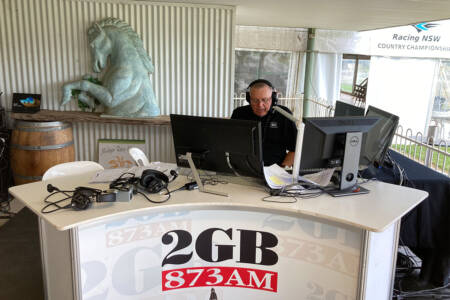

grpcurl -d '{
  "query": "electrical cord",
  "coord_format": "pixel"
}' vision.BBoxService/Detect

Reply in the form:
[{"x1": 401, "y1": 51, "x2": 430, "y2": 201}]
[
  {"x1": 136, "y1": 188, "x2": 170, "y2": 204},
  {"x1": 41, "y1": 190, "x2": 78, "y2": 213},
  {"x1": 263, "y1": 182, "x2": 325, "y2": 203}
]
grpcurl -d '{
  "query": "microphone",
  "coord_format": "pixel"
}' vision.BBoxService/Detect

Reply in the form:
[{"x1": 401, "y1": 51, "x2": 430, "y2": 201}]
[
  {"x1": 47, "y1": 184, "x2": 60, "y2": 193},
  {"x1": 271, "y1": 105, "x2": 305, "y2": 183},
  {"x1": 169, "y1": 170, "x2": 178, "y2": 182},
  {"x1": 272, "y1": 106, "x2": 298, "y2": 123}
]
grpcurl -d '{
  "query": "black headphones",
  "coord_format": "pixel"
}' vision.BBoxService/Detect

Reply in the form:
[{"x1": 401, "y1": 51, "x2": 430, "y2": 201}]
[
  {"x1": 138, "y1": 169, "x2": 178, "y2": 194},
  {"x1": 44, "y1": 184, "x2": 107, "y2": 212},
  {"x1": 245, "y1": 79, "x2": 278, "y2": 106}
]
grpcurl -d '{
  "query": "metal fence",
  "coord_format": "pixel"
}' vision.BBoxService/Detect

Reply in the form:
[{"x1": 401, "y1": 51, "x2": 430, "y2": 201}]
[
  {"x1": 233, "y1": 96, "x2": 450, "y2": 176},
  {"x1": 392, "y1": 126, "x2": 449, "y2": 176}
]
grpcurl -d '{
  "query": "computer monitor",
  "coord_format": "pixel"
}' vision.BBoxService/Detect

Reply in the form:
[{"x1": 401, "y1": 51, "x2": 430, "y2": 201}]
[
  {"x1": 360, "y1": 105, "x2": 399, "y2": 168},
  {"x1": 334, "y1": 100, "x2": 365, "y2": 117},
  {"x1": 299, "y1": 116, "x2": 379, "y2": 196},
  {"x1": 170, "y1": 114, "x2": 264, "y2": 178}
]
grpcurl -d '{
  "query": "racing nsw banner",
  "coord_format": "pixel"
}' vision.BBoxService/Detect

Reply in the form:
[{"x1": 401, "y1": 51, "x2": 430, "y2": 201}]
[
  {"x1": 77, "y1": 209, "x2": 362, "y2": 299},
  {"x1": 315, "y1": 19, "x2": 450, "y2": 59},
  {"x1": 369, "y1": 20, "x2": 450, "y2": 59}
]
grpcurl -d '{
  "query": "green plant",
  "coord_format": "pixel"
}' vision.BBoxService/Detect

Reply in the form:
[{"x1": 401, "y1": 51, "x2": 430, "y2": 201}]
[{"x1": 72, "y1": 77, "x2": 102, "y2": 112}]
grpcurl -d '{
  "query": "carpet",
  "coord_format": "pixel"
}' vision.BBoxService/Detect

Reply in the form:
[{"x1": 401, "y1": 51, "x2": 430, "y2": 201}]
[{"x1": 0, "y1": 207, "x2": 44, "y2": 300}]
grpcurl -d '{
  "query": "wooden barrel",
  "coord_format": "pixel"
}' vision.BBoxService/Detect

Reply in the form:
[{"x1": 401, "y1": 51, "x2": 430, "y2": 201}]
[{"x1": 10, "y1": 121, "x2": 75, "y2": 185}]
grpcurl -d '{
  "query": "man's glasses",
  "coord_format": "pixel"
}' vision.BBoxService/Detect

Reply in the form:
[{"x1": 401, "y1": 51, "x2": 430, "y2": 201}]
[{"x1": 250, "y1": 98, "x2": 271, "y2": 105}]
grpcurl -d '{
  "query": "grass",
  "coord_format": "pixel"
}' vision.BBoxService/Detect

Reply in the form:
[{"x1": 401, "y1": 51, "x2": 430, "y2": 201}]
[
  {"x1": 341, "y1": 84, "x2": 353, "y2": 93},
  {"x1": 391, "y1": 144, "x2": 450, "y2": 173}
]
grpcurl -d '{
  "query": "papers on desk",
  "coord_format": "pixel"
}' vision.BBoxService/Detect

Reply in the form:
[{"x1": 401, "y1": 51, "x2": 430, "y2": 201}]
[
  {"x1": 263, "y1": 164, "x2": 335, "y2": 190},
  {"x1": 89, "y1": 162, "x2": 178, "y2": 183}
]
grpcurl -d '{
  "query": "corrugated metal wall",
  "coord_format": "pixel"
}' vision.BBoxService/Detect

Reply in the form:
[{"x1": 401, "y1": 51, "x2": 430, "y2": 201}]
[{"x1": 0, "y1": 0, "x2": 235, "y2": 162}]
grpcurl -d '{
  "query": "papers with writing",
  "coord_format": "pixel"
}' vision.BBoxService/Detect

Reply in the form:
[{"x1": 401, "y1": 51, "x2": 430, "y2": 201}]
[
  {"x1": 301, "y1": 168, "x2": 335, "y2": 187},
  {"x1": 263, "y1": 164, "x2": 335, "y2": 190}
]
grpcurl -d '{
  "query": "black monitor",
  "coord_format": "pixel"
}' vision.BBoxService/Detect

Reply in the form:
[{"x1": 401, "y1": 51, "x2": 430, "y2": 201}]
[
  {"x1": 360, "y1": 105, "x2": 399, "y2": 167},
  {"x1": 170, "y1": 114, "x2": 263, "y2": 178},
  {"x1": 299, "y1": 116, "x2": 379, "y2": 196},
  {"x1": 334, "y1": 100, "x2": 365, "y2": 117}
]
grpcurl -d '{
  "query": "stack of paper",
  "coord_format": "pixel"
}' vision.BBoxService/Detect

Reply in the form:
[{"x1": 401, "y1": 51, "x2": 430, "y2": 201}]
[{"x1": 263, "y1": 164, "x2": 335, "y2": 190}]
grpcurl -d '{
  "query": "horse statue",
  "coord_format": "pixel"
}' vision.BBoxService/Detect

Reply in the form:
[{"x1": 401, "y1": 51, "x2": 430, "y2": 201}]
[{"x1": 61, "y1": 18, "x2": 160, "y2": 117}]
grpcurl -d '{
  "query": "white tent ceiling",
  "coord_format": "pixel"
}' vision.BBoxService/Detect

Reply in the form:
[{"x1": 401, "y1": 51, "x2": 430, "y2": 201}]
[{"x1": 142, "y1": 0, "x2": 450, "y2": 31}]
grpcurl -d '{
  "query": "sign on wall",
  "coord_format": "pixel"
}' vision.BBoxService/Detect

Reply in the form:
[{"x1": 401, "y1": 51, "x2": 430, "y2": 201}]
[
  {"x1": 369, "y1": 20, "x2": 450, "y2": 59},
  {"x1": 98, "y1": 139, "x2": 146, "y2": 169}
]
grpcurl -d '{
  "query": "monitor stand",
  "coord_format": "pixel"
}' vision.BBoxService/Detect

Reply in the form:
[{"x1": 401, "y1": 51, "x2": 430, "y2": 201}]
[
  {"x1": 327, "y1": 131, "x2": 370, "y2": 197},
  {"x1": 180, "y1": 152, "x2": 229, "y2": 198}
]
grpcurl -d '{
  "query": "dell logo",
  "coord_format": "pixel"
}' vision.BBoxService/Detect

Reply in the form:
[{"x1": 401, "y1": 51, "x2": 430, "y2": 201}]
[{"x1": 350, "y1": 136, "x2": 359, "y2": 147}]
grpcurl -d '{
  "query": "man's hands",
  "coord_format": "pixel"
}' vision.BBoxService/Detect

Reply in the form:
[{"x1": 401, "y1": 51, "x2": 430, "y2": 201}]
[{"x1": 281, "y1": 151, "x2": 295, "y2": 168}]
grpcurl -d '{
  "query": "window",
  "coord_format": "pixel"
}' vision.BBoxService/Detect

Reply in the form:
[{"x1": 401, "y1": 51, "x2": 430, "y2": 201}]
[
  {"x1": 431, "y1": 60, "x2": 450, "y2": 140},
  {"x1": 235, "y1": 50, "x2": 291, "y2": 96},
  {"x1": 340, "y1": 54, "x2": 370, "y2": 94}
]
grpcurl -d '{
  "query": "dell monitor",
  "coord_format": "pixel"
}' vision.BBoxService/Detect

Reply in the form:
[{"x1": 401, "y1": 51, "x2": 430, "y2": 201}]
[
  {"x1": 359, "y1": 106, "x2": 399, "y2": 168},
  {"x1": 170, "y1": 114, "x2": 264, "y2": 196},
  {"x1": 299, "y1": 116, "x2": 379, "y2": 196},
  {"x1": 334, "y1": 100, "x2": 365, "y2": 117}
]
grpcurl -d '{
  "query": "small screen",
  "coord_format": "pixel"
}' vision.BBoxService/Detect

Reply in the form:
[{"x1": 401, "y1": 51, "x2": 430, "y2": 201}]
[
  {"x1": 334, "y1": 101, "x2": 365, "y2": 117},
  {"x1": 360, "y1": 106, "x2": 399, "y2": 167},
  {"x1": 299, "y1": 116, "x2": 379, "y2": 172}
]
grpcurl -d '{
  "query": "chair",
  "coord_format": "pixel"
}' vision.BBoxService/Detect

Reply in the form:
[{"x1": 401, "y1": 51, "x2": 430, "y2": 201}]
[
  {"x1": 43, "y1": 161, "x2": 104, "y2": 180},
  {"x1": 128, "y1": 147, "x2": 150, "y2": 166}
]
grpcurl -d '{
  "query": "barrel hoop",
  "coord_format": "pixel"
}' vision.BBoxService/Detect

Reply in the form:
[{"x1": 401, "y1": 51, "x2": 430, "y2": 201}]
[
  {"x1": 11, "y1": 140, "x2": 74, "y2": 151},
  {"x1": 15, "y1": 123, "x2": 71, "y2": 132},
  {"x1": 13, "y1": 173, "x2": 43, "y2": 181}
]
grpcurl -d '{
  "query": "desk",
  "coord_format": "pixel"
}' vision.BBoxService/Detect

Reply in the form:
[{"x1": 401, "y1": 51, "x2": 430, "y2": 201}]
[
  {"x1": 362, "y1": 150, "x2": 450, "y2": 286},
  {"x1": 9, "y1": 173, "x2": 427, "y2": 300}
]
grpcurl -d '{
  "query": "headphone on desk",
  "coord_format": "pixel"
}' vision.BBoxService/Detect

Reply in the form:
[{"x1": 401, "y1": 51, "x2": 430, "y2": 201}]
[
  {"x1": 138, "y1": 169, "x2": 178, "y2": 193},
  {"x1": 43, "y1": 184, "x2": 116, "y2": 213},
  {"x1": 245, "y1": 79, "x2": 278, "y2": 106}
]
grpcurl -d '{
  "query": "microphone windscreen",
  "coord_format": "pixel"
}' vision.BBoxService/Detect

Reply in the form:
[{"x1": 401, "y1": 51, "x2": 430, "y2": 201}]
[{"x1": 47, "y1": 184, "x2": 56, "y2": 193}]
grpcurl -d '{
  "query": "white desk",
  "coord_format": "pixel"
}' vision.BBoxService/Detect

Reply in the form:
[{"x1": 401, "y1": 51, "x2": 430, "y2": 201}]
[{"x1": 9, "y1": 172, "x2": 427, "y2": 300}]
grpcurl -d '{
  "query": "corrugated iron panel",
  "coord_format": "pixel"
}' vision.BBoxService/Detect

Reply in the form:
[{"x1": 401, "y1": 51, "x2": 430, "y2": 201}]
[{"x1": 0, "y1": 0, "x2": 235, "y2": 162}]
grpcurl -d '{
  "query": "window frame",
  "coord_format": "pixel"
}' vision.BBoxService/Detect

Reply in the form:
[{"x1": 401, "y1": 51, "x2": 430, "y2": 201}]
[{"x1": 341, "y1": 54, "x2": 371, "y2": 95}]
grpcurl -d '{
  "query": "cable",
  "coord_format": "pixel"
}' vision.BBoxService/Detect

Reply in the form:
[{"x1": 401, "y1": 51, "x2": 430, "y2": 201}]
[
  {"x1": 136, "y1": 188, "x2": 170, "y2": 204},
  {"x1": 166, "y1": 182, "x2": 198, "y2": 194},
  {"x1": 264, "y1": 182, "x2": 325, "y2": 203},
  {"x1": 41, "y1": 192, "x2": 75, "y2": 213}
]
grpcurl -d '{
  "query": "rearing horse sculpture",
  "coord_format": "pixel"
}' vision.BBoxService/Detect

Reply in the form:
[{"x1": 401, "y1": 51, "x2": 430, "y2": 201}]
[{"x1": 61, "y1": 18, "x2": 160, "y2": 117}]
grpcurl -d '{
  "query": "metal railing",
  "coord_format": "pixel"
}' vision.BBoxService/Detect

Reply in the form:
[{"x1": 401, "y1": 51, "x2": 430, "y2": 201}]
[
  {"x1": 234, "y1": 96, "x2": 450, "y2": 176},
  {"x1": 391, "y1": 126, "x2": 449, "y2": 176}
]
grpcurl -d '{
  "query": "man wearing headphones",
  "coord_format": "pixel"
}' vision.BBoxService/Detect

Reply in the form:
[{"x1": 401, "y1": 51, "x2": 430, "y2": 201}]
[{"x1": 231, "y1": 79, "x2": 297, "y2": 167}]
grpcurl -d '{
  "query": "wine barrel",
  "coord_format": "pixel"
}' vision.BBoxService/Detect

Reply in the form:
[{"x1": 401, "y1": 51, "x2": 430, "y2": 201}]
[{"x1": 10, "y1": 121, "x2": 75, "y2": 185}]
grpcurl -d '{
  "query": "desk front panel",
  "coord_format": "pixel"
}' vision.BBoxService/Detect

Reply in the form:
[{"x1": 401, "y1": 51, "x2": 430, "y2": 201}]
[{"x1": 77, "y1": 208, "x2": 362, "y2": 299}]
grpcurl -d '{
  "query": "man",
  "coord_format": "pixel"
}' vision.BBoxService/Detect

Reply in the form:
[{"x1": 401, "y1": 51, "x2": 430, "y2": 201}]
[{"x1": 231, "y1": 79, "x2": 297, "y2": 167}]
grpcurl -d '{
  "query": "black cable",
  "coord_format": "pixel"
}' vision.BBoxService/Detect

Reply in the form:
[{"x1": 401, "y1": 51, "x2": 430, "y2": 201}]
[
  {"x1": 136, "y1": 188, "x2": 170, "y2": 204},
  {"x1": 41, "y1": 192, "x2": 74, "y2": 213}
]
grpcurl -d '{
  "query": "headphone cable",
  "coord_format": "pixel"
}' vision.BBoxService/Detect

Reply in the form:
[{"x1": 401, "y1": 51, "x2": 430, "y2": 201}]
[{"x1": 137, "y1": 187, "x2": 171, "y2": 204}]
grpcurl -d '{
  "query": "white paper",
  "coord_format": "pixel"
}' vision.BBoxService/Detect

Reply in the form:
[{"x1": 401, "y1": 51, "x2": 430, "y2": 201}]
[
  {"x1": 263, "y1": 164, "x2": 297, "y2": 189},
  {"x1": 264, "y1": 164, "x2": 335, "y2": 189},
  {"x1": 300, "y1": 168, "x2": 335, "y2": 187}
]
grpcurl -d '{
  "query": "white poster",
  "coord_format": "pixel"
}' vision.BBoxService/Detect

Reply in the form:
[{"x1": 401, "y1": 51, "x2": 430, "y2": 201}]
[
  {"x1": 78, "y1": 209, "x2": 362, "y2": 299},
  {"x1": 98, "y1": 139, "x2": 146, "y2": 169}
]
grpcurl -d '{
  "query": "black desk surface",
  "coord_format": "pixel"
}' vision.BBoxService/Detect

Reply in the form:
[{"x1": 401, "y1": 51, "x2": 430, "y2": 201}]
[{"x1": 362, "y1": 150, "x2": 450, "y2": 285}]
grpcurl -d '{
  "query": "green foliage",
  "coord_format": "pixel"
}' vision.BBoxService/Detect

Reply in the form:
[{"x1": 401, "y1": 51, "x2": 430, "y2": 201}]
[{"x1": 72, "y1": 77, "x2": 102, "y2": 112}]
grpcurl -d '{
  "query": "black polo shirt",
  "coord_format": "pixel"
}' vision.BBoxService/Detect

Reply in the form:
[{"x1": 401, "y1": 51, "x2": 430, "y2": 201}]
[{"x1": 231, "y1": 105, "x2": 297, "y2": 166}]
